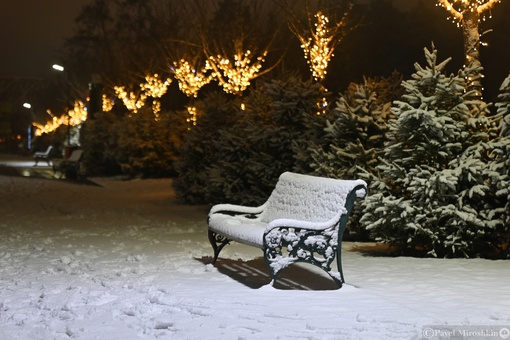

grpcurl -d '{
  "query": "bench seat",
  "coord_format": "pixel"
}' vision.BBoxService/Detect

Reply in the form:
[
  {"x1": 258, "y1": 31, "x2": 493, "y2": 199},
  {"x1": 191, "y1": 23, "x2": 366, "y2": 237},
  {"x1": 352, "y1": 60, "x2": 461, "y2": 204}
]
[{"x1": 209, "y1": 213, "x2": 266, "y2": 248}]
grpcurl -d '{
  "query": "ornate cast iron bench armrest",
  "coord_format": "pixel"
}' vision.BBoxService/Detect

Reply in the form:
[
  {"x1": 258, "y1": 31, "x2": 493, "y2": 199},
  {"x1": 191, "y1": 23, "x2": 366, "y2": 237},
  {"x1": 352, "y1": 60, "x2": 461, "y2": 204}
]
[{"x1": 263, "y1": 210, "x2": 347, "y2": 287}]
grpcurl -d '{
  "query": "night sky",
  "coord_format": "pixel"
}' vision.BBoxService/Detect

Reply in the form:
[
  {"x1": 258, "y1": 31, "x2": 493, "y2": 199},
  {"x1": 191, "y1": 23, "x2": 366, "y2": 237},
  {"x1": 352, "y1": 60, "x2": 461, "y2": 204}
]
[
  {"x1": 0, "y1": 0, "x2": 93, "y2": 78},
  {"x1": 1, "y1": 0, "x2": 509, "y2": 99}
]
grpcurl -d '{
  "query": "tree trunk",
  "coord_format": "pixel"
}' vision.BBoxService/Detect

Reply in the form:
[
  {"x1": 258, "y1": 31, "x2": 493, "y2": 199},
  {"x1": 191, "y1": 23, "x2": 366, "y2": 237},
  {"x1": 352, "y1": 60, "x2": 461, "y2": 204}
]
[{"x1": 462, "y1": 9, "x2": 483, "y2": 100}]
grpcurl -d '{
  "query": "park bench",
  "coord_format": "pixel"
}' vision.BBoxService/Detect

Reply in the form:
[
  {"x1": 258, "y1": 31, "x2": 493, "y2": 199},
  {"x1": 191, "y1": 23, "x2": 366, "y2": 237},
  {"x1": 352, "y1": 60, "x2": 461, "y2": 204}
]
[
  {"x1": 52, "y1": 149, "x2": 84, "y2": 179},
  {"x1": 207, "y1": 172, "x2": 367, "y2": 288},
  {"x1": 33, "y1": 145, "x2": 54, "y2": 166}
]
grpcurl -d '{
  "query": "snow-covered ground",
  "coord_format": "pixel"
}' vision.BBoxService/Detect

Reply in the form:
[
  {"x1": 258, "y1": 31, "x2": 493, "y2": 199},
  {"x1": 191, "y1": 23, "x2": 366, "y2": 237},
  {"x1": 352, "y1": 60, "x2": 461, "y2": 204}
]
[{"x1": 0, "y1": 158, "x2": 509, "y2": 339}]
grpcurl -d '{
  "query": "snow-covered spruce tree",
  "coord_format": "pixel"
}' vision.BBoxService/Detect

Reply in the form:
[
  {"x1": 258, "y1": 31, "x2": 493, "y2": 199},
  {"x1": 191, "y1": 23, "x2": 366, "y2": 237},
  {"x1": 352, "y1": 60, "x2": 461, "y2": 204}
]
[
  {"x1": 361, "y1": 44, "x2": 503, "y2": 258},
  {"x1": 172, "y1": 92, "x2": 239, "y2": 204},
  {"x1": 80, "y1": 110, "x2": 123, "y2": 176},
  {"x1": 115, "y1": 106, "x2": 185, "y2": 178},
  {"x1": 487, "y1": 73, "x2": 510, "y2": 257},
  {"x1": 308, "y1": 75, "x2": 398, "y2": 240},
  {"x1": 310, "y1": 76, "x2": 396, "y2": 179},
  {"x1": 204, "y1": 74, "x2": 329, "y2": 206}
]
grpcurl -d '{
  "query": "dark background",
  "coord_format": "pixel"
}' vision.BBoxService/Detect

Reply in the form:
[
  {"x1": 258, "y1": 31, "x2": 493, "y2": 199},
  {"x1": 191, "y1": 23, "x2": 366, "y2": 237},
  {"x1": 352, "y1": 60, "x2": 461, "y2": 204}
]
[{"x1": 1, "y1": 1, "x2": 509, "y2": 107}]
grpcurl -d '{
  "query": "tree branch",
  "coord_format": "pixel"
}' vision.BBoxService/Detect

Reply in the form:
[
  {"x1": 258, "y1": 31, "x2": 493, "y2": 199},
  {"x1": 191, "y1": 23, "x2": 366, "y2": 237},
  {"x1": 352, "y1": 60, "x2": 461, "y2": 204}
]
[
  {"x1": 478, "y1": 0, "x2": 501, "y2": 13},
  {"x1": 437, "y1": 0, "x2": 463, "y2": 20}
]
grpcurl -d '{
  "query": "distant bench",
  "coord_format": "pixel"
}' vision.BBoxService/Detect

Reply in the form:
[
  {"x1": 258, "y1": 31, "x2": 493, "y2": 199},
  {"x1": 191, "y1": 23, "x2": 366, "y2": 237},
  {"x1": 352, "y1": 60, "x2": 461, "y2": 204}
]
[
  {"x1": 207, "y1": 172, "x2": 367, "y2": 288},
  {"x1": 33, "y1": 145, "x2": 54, "y2": 166},
  {"x1": 52, "y1": 149, "x2": 84, "y2": 179}
]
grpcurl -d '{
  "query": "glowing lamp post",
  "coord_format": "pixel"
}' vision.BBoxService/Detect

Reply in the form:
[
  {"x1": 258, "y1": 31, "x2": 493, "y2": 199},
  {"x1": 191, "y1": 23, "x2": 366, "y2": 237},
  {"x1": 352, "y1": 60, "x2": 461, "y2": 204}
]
[
  {"x1": 22, "y1": 103, "x2": 34, "y2": 150},
  {"x1": 52, "y1": 64, "x2": 71, "y2": 146}
]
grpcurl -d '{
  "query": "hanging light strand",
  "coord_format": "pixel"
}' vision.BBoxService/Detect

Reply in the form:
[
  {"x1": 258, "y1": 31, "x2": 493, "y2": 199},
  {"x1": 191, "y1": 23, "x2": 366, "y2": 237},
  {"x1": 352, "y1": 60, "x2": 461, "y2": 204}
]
[{"x1": 436, "y1": 0, "x2": 501, "y2": 26}]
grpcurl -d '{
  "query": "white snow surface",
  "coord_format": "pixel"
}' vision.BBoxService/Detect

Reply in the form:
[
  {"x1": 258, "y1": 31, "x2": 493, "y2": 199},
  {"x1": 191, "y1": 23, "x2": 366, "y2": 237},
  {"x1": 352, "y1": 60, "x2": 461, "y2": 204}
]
[{"x1": 1, "y1": 174, "x2": 509, "y2": 340}]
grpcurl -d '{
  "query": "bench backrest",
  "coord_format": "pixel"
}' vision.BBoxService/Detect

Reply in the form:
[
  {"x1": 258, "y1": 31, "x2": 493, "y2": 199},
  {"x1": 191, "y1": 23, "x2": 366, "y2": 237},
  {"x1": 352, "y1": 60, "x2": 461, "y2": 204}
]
[
  {"x1": 44, "y1": 145, "x2": 53, "y2": 155},
  {"x1": 68, "y1": 149, "x2": 83, "y2": 162},
  {"x1": 259, "y1": 172, "x2": 367, "y2": 223}
]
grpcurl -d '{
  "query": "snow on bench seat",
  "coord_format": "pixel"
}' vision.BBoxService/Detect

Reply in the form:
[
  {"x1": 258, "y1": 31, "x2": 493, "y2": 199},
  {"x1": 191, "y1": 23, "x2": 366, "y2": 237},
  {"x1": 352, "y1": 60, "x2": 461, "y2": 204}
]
[{"x1": 208, "y1": 172, "x2": 367, "y2": 288}]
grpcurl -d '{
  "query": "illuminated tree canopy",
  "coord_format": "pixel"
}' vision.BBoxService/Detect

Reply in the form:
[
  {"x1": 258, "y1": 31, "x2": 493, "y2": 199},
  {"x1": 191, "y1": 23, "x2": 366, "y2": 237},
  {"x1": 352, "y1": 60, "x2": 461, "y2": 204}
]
[
  {"x1": 298, "y1": 11, "x2": 335, "y2": 82},
  {"x1": 288, "y1": 2, "x2": 356, "y2": 83},
  {"x1": 207, "y1": 49, "x2": 268, "y2": 96},
  {"x1": 172, "y1": 59, "x2": 213, "y2": 98},
  {"x1": 114, "y1": 74, "x2": 171, "y2": 117}
]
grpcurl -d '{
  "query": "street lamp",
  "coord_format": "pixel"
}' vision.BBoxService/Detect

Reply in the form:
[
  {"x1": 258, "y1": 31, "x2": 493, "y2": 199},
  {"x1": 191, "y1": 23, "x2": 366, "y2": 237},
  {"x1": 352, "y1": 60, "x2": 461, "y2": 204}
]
[
  {"x1": 52, "y1": 64, "x2": 64, "y2": 72},
  {"x1": 52, "y1": 63, "x2": 71, "y2": 146},
  {"x1": 22, "y1": 103, "x2": 34, "y2": 150}
]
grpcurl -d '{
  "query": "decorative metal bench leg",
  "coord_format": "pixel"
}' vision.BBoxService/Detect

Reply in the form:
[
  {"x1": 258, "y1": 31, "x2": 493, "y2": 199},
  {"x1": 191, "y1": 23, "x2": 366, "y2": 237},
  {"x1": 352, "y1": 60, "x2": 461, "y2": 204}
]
[
  {"x1": 328, "y1": 272, "x2": 344, "y2": 288},
  {"x1": 336, "y1": 250, "x2": 345, "y2": 286},
  {"x1": 208, "y1": 230, "x2": 230, "y2": 264}
]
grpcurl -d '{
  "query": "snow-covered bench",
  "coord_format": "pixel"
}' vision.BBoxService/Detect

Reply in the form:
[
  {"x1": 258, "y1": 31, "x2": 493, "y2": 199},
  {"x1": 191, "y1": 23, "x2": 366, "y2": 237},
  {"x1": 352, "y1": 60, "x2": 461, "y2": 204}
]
[
  {"x1": 208, "y1": 172, "x2": 367, "y2": 288},
  {"x1": 33, "y1": 145, "x2": 54, "y2": 166}
]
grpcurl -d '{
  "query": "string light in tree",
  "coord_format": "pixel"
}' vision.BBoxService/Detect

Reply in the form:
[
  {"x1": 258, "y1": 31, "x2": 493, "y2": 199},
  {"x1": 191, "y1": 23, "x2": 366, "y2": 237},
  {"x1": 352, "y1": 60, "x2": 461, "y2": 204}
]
[
  {"x1": 317, "y1": 95, "x2": 329, "y2": 115},
  {"x1": 289, "y1": 6, "x2": 355, "y2": 114},
  {"x1": 436, "y1": 0, "x2": 500, "y2": 26},
  {"x1": 114, "y1": 73, "x2": 171, "y2": 116},
  {"x1": 435, "y1": 0, "x2": 501, "y2": 100},
  {"x1": 33, "y1": 100, "x2": 88, "y2": 136},
  {"x1": 102, "y1": 94, "x2": 114, "y2": 112},
  {"x1": 142, "y1": 73, "x2": 171, "y2": 119},
  {"x1": 172, "y1": 59, "x2": 213, "y2": 98},
  {"x1": 186, "y1": 106, "x2": 197, "y2": 130},
  {"x1": 140, "y1": 73, "x2": 172, "y2": 99},
  {"x1": 152, "y1": 101, "x2": 161, "y2": 121},
  {"x1": 114, "y1": 86, "x2": 147, "y2": 113},
  {"x1": 207, "y1": 50, "x2": 267, "y2": 96},
  {"x1": 298, "y1": 11, "x2": 335, "y2": 82}
]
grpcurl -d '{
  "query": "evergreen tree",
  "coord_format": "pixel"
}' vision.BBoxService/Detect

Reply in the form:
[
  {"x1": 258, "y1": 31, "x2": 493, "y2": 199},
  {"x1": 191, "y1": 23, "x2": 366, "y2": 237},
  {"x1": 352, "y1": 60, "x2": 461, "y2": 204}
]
[
  {"x1": 310, "y1": 76, "x2": 394, "y2": 180},
  {"x1": 361, "y1": 45, "x2": 505, "y2": 258},
  {"x1": 205, "y1": 74, "x2": 328, "y2": 206},
  {"x1": 115, "y1": 107, "x2": 184, "y2": 178},
  {"x1": 80, "y1": 110, "x2": 122, "y2": 176},
  {"x1": 488, "y1": 73, "x2": 510, "y2": 257},
  {"x1": 308, "y1": 75, "x2": 398, "y2": 240},
  {"x1": 172, "y1": 92, "x2": 239, "y2": 204}
]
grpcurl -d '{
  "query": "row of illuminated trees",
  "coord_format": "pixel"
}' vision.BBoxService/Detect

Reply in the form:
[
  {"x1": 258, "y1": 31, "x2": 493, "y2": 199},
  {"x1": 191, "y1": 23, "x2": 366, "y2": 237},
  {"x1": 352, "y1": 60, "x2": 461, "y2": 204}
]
[
  {"x1": 35, "y1": 0, "x2": 502, "y2": 141},
  {"x1": 35, "y1": 0, "x2": 355, "y2": 137}
]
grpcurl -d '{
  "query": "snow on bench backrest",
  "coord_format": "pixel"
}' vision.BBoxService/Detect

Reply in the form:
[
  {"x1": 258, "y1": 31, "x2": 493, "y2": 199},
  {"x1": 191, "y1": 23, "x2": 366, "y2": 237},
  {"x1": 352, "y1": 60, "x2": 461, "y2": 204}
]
[{"x1": 259, "y1": 172, "x2": 367, "y2": 224}]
